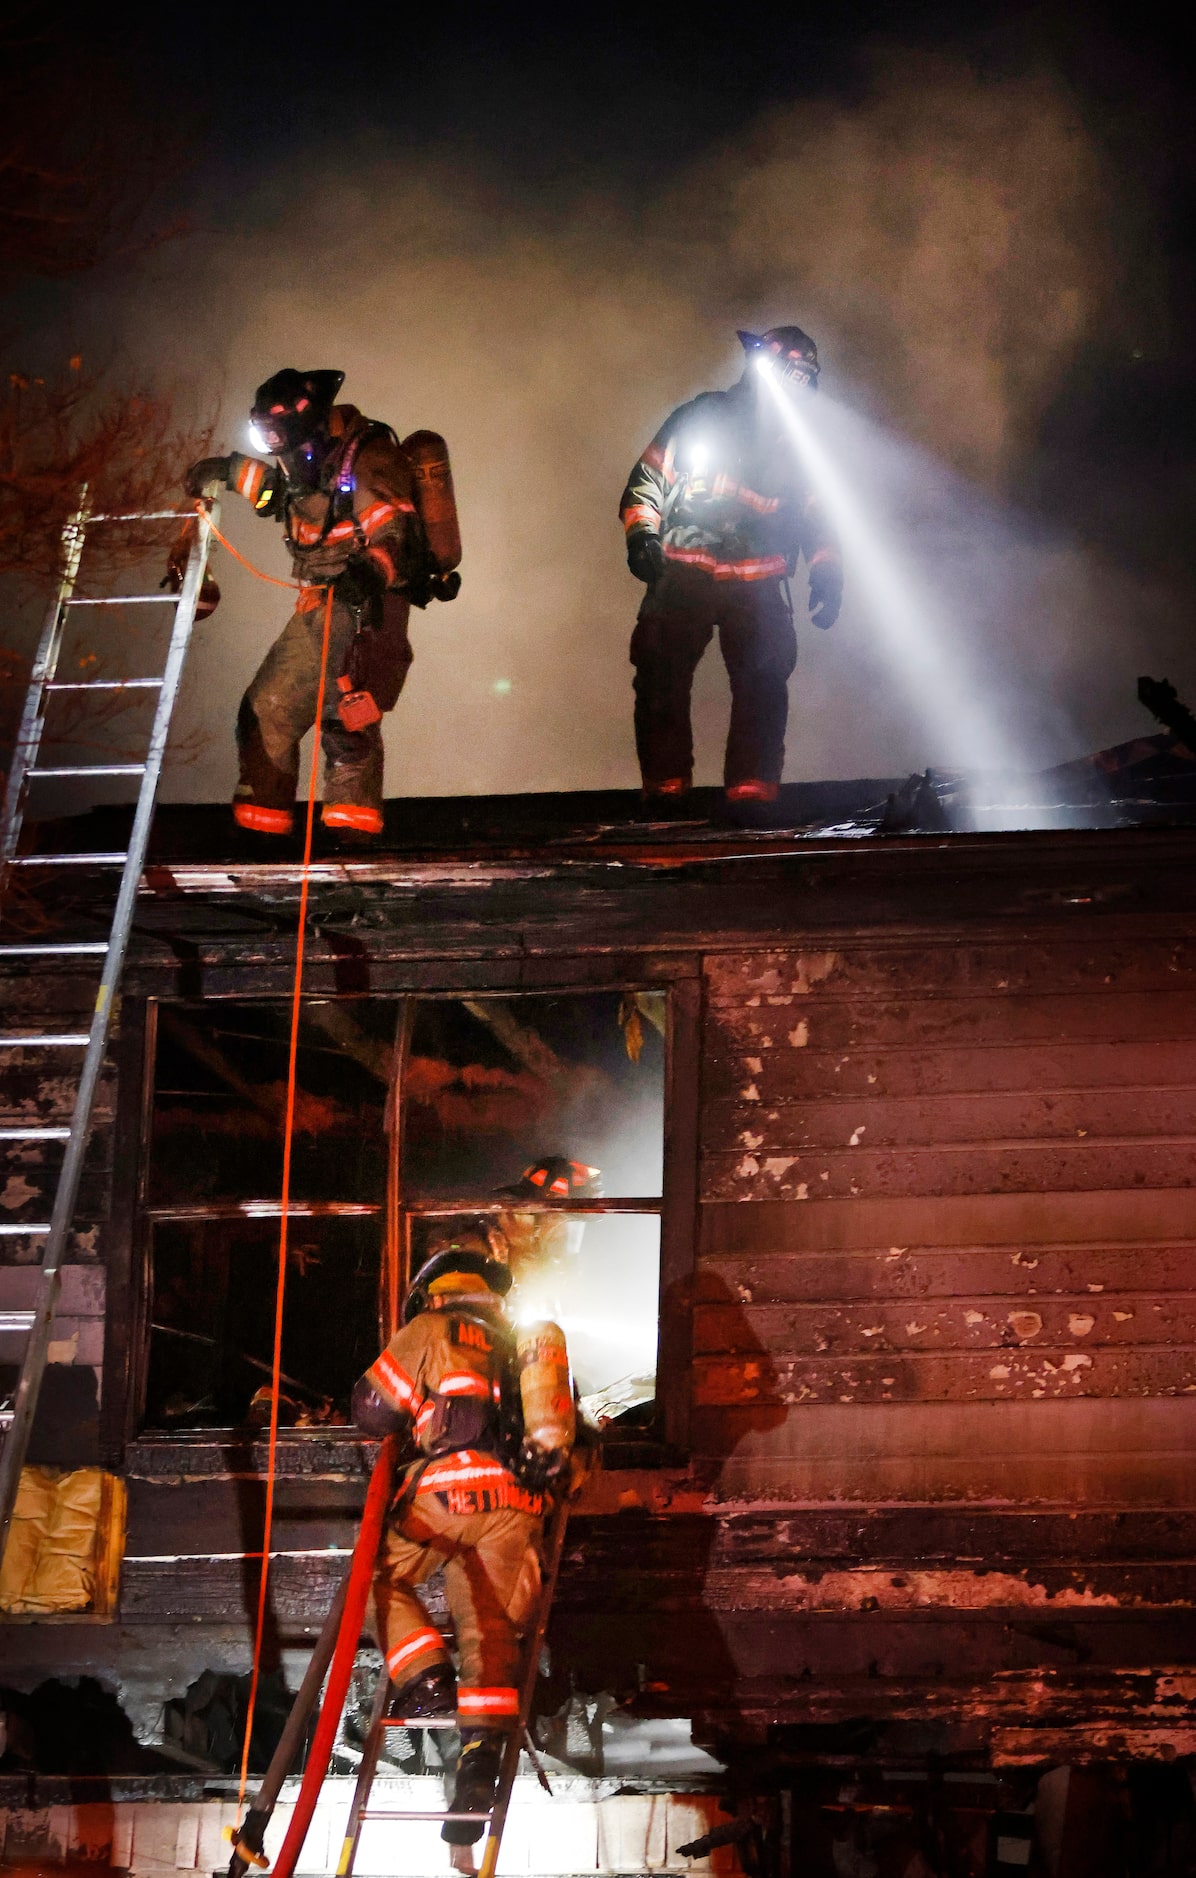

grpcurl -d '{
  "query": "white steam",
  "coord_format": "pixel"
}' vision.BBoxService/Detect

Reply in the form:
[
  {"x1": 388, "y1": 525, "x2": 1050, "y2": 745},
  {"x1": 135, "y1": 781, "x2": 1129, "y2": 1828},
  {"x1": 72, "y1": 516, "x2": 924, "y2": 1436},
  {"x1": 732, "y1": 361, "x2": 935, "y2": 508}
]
[{"x1": 85, "y1": 50, "x2": 1180, "y2": 799}]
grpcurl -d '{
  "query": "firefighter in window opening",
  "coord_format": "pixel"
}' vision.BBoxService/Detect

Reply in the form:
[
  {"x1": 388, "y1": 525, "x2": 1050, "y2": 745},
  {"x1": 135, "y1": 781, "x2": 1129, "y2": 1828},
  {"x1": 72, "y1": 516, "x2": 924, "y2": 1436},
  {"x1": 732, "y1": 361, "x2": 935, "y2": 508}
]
[
  {"x1": 177, "y1": 368, "x2": 462, "y2": 839},
  {"x1": 619, "y1": 327, "x2": 842, "y2": 812},
  {"x1": 352, "y1": 1230, "x2": 576, "y2": 1848},
  {"x1": 492, "y1": 1156, "x2": 603, "y2": 1323}
]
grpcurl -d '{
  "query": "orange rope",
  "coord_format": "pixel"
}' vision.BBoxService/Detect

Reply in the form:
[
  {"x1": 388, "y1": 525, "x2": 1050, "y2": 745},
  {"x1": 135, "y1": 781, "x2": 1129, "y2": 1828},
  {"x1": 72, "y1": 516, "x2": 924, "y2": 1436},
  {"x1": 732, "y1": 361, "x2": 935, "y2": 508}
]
[
  {"x1": 236, "y1": 585, "x2": 335, "y2": 1811},
  {"x1": 194, "y1": 499, "x2": 300, "y2": 591}
]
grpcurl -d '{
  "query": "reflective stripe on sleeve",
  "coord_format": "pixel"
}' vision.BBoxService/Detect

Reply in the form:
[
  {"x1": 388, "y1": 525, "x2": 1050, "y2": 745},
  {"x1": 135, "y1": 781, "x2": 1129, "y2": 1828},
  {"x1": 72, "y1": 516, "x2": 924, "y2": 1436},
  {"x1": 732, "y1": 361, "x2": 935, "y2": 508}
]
[
  {"x1": 622, "y1": 504, "x2": 660, "y2": 534},
  {"x1": 235, "y1": 458, "x2": 268, "y2": 504},
  {"x1": 368, "y1": 1349, "x2": 422, "y2": 1415}
]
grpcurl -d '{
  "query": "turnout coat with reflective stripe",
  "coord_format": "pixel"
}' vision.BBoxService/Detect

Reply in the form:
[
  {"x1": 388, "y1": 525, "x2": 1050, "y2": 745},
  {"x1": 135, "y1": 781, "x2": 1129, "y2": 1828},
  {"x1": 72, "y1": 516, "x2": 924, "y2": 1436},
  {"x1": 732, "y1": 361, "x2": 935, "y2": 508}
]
[
  {"x1": 619, "y1": 385, "x2": 840, "y2": 584},
  {"x1": 228, "y1": 403, "x2": 420, "y2": 591},
  {"x1": 365, "y1": 1300, "x2": 544, "y2": 1516}
]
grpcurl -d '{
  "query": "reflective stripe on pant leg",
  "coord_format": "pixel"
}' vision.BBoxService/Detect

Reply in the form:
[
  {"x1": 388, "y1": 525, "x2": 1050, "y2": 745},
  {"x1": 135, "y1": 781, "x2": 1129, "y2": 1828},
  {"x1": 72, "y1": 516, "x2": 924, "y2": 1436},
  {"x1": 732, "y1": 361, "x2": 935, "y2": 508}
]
[
  {"x1": 444, "y1": 1507, "x2": 542, "y2": 1702},
  {"x1": 717, "y1": 579, "x2": 797, "y2": 787},
  {"x1": 374, "y1": 1516, "x2": 452, "y2": 1684},
  {"x1": 385, "y1": 1626, "x2": 449, "y2": 1683}
]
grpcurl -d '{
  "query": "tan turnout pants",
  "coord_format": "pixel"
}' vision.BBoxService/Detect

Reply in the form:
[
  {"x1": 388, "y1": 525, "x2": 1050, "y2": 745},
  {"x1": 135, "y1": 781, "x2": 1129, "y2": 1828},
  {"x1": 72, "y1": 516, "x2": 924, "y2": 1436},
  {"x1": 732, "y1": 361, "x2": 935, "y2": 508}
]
[
  {"x1": 235, "y1": 597, "x2": 412, "y2": 813},
  {"x1": 374, "y1": 1495, "x2": 542, "y2": 1720}
]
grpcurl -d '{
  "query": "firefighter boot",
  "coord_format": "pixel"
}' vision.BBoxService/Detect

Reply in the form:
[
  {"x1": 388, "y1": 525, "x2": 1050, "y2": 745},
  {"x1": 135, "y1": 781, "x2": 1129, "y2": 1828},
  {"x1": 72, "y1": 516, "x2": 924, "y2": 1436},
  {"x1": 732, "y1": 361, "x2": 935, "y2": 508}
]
[
  {"x1": 388, "y1": 1663, "x2": 457, "y2": 1723},
  {"x1": 321, "y1": 740, "x2": 384, "y2": 839},
  {"x1": 234, "y1": 697, "x2": 297, "y2": 835},
  {"x1": 723, "y1": 779, "x2": 785, "y2": 829},
  {"x1": 442, "y1": 1732, "x2": 503, "y2": 1845}
]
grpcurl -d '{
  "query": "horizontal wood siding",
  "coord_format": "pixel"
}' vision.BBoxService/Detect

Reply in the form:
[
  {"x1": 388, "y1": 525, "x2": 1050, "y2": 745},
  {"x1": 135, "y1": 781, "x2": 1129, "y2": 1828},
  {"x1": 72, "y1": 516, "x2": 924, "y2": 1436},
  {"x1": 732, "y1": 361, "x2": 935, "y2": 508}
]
[{"x1": 699, "y1": 935, "x2": 1196, "y2": 1502}]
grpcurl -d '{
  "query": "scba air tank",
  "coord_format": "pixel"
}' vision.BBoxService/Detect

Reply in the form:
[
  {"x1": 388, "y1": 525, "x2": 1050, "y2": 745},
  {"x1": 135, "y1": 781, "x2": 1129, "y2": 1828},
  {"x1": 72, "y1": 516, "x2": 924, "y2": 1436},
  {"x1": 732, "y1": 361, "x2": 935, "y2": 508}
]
[
  {"x1": 515, "y1": 1320, "x2": 575, "y2": 1457},
  {"x1": 401, "y1": 429, "x2": 462, "y2": 573}
]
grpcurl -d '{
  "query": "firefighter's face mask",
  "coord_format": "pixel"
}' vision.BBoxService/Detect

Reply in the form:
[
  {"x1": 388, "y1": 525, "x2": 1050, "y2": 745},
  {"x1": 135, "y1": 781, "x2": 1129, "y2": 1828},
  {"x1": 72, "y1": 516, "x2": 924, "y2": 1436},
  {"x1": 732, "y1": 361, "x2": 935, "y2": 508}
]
[
  {"x1": 248, "y1": 367, "x2": 344, "y2": 462},
  {"x1": 247, "y1": 400, "x2": 315, "y2": 459}
]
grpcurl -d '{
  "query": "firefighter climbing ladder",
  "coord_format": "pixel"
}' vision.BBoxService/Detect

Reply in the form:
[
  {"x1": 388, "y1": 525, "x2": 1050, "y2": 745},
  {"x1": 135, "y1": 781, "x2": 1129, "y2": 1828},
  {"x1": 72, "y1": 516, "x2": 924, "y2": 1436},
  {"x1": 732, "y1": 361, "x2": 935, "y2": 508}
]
[
  {"x1": 0, "y1": 493, "x2": 219, "y2": 1551},
  {"x1": 226, "y1": 1454, "x2": 569, "y2": 1878},
  {"x1": 338, "y1": 1496, "x2": 570, "y2": 1878}
]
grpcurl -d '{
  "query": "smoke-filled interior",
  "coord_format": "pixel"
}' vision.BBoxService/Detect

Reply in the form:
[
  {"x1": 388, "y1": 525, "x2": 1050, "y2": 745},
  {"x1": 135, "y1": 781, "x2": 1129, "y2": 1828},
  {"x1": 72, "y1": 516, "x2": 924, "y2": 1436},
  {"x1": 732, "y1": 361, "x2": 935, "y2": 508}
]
[{"x1": 143, "y1": 991, "x2": 664, "y2": 1432}]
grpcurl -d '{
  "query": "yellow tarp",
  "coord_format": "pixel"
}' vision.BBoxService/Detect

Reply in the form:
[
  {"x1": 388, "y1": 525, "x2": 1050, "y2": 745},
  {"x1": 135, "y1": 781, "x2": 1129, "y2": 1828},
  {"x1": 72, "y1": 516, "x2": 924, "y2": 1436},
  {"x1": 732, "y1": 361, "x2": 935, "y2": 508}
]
[{"x1": 0, "y1": 1465, "x2": 123, "y2": 1614}]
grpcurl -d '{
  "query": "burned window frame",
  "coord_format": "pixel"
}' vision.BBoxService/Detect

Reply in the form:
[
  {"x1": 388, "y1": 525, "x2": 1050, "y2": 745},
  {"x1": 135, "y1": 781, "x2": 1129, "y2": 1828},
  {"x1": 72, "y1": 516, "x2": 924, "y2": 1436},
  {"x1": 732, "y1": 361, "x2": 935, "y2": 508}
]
[{"x1": 105, "y1": 962, "x2": 700, "y2": 1463}]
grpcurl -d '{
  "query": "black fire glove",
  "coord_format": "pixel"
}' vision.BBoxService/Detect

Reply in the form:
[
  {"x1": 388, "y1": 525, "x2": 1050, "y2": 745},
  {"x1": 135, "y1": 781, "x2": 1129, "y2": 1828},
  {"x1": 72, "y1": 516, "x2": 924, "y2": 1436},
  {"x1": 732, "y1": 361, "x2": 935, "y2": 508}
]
[
  {"x1": 183, "y1": 456, "x2": 232, "y2": 499},
  {"x1": 333, "y1": 556, "x2": 388, "y2": 614},
  {"x1": 518, "y1": 1441, "x2": 572, "y2": 1494},
  {"x1": 351, "y1": 1374, "x2": 405, "y2": 1437},
  {"x1": 627, "y1": 534, "x2": 666, "y2": 586},
  {"x1": 160, "y1": 521, "x2": 221, "y2": 618},
  {"x1": 808, "y1": 563, "x2": 842, "y2": 630},
  {"x1": 406, "y1": 568, "x2": 462, "y2": 608}
]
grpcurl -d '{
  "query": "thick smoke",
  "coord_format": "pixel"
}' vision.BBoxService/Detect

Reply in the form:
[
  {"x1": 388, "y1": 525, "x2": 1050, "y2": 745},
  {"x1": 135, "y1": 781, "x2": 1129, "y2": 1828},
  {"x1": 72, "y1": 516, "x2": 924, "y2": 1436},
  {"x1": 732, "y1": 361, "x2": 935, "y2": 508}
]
[{"x1": 91, "y1": 50, "x2": 1180, "y2": 798}]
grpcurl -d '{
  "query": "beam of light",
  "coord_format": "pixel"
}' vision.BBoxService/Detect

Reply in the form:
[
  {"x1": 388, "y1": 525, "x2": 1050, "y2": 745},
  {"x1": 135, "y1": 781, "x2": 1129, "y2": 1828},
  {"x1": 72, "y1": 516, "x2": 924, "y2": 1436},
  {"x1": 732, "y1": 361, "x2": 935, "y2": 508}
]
[{"x1": 758, "y1": 363, "x2": 1035, "y2": 781}]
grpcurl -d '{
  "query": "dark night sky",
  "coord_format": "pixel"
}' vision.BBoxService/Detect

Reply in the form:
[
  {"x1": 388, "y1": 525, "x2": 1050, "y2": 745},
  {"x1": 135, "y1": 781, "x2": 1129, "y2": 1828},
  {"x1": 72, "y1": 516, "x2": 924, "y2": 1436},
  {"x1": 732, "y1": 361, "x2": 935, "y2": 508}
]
[{"x1": 8, "y1": 0, "x2": 1196, "y2": 799}]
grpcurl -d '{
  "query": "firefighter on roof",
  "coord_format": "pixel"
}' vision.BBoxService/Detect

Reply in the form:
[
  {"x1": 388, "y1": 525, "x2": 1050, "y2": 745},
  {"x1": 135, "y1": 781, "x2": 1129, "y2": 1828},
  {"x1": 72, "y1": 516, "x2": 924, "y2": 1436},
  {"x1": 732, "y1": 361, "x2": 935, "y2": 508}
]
[
  {"x1": 182, "y1": 368, "x2": 461, "y2": 838},
  {"x1": 352, "y1": 1229, "x2": 575, "y2": 1848},
  {"x1": 619, "y1": 327, "x2": 842, "y2": 811}
]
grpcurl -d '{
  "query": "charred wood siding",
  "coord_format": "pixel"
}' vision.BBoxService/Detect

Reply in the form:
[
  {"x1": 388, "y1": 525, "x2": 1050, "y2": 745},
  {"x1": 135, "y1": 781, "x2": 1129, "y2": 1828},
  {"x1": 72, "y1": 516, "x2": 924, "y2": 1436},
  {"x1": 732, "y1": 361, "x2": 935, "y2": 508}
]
[{"x1": 698, "y1": 937, "x2": 1196, "y2": 1504}]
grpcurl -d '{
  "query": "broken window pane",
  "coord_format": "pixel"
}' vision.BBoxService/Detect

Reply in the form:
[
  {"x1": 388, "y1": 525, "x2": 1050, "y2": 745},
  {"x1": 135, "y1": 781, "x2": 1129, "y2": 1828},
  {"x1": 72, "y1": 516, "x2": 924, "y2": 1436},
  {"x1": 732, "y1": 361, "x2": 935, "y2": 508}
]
[
  {"x1": 144, "y1": 1217, "x2": 378, "y2": 1431},
  {"x1": 148, "y1": 1000, "x2": 399, "y2": 1208},
  {"x1": 403, "y1": 991, "x2": 665, "y2": 1199}
]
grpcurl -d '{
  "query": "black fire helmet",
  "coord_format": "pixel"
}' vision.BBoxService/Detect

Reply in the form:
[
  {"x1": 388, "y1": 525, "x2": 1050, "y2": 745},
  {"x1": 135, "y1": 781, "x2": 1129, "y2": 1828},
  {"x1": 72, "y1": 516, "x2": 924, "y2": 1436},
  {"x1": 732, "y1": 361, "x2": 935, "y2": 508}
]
[
  {"x1": 738, "y1": 326, "x2": 820, "y2": 390},
  {"x1": 249, "y1": 368, "x2": 345, "y2": 456},
  {"x1": 402, "y1": 1240, "x2": 513, "y2": 1324},
  {"x1": 497, "y1": 1156, "x2": 604, "y2": 1202}
]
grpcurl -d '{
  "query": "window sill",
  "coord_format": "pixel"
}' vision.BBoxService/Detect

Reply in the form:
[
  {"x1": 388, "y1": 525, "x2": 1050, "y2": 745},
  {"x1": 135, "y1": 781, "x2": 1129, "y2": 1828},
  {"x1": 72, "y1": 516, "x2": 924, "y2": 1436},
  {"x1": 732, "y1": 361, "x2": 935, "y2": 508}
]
[{"x1": 125, "y1": 1429, "x2": 684, "y2": 1480}]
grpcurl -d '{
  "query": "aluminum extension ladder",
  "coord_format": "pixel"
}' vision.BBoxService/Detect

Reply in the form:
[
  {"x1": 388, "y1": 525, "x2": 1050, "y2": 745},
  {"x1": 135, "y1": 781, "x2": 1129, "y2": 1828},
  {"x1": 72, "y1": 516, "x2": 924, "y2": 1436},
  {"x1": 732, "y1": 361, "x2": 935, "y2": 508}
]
[
  {"x1": 0, "y1": 491, "x2": 219, "y2": 1552},
  {"x1": 338, "y1": 1499, "x2": 570, "y2": 1878}
]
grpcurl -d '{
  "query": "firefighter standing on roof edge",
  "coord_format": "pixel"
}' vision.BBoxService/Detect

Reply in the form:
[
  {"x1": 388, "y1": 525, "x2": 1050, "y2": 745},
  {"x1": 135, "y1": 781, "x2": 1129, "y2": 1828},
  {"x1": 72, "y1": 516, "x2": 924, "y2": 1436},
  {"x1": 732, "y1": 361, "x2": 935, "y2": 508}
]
[
  {"x1": 619, "y1": 327, "x2": 842, "y2": 812},
  {"x1": 352, "y1": 1229, "x2": 576, "y2": 1849},
  {"x1": 180, "y1": 368, "x2": 461, "y2": 838}
]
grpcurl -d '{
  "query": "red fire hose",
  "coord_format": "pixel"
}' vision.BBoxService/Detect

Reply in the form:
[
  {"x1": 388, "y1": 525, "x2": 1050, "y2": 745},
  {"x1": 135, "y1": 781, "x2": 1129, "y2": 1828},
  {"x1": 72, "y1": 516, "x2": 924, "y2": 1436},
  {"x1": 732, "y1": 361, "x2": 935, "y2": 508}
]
[{"x1": 267, "y1": 1437, "x2": 397, "y2": 1878}]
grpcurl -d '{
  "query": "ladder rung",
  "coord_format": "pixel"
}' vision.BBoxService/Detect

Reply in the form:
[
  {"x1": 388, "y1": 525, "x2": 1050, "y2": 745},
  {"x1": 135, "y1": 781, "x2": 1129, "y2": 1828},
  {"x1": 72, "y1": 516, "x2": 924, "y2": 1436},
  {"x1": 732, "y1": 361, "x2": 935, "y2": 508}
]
[
  {"x1": 0, "y1": 1127, "x2": 70, "y2": 1139},
  {"x1": 0, "y1": 1034, "x2": 90, "y2": 1047},
  {"x1": 46, "y1": 679, "x2": 162, "y2": 692},
  {"x1": 0, "y1": 1312, "x2": 35, "y2": 1333},
  {"x1": 30, "y1": 764, "x2": 146, "y2": 779},
  {"x1": 359, "y1": 1812, "x2": 493, "y2": 1824},
  {"x1": 0, "y1": 1223, "x2": 50, "y2": 1235},
  {"x1": 64, "y1": 595, "x2": 177, "y2": 607},
  {"x1": 87, "y1": 510, "x2": 197, "y2": 523},
  {"x1": 9, "y1": 853, "x2": 128, "y2": 867},
  {"x1": 0, "y1": 943, "x2": 107, "y2": 956}
]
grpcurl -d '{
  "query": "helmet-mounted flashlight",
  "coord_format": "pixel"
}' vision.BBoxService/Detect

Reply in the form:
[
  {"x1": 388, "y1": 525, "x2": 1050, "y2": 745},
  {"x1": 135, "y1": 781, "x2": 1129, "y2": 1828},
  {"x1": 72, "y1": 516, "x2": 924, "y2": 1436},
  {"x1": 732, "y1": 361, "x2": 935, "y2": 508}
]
[{"x1": 738, "y1": 327, "x2": 820, "y2": 392}]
